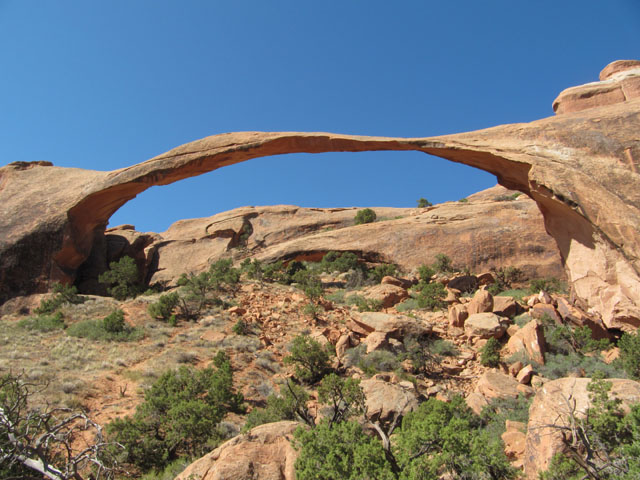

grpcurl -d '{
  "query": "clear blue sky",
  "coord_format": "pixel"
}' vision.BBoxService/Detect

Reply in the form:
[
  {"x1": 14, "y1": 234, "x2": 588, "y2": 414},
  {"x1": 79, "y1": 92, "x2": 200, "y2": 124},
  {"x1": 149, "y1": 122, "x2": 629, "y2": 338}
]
[{"x1": 1, "y1": 1, "x2": 638, "y2": 232}]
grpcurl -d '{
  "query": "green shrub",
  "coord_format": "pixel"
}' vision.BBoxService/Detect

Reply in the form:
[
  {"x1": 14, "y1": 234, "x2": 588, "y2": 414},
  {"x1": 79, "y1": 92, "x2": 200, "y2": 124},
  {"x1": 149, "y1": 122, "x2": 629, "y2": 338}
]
[
  {"x1": 18, "y1": 311, "x2": 65, "y2": 332},
  {"x1": 35, "y1": 282, "x2": 85, "y2": 314},
  {"x1": 108, "y1": 354, "x2": 244, "y2": 472},
  {"x1": 396, "y1": 298, "x2": 420, "y2": 312},
  {"x1": 292, "y1": 269, "x2": 323, "y2": 301},
  {"x1": 529, "y1": 277, "x2": 566, "y2": 294},
  {"x1": 67, "y1": 311, "x2": 143, "y2": 342},
  {"x1": 487, "y1": 266, "x2": 524, "y2": 295},
  {"x1": 429, "y1": 339, "x2": 459, "y2": 357},
  {"x1": 240, "y1": 258, "x2": 264, "y2": 282},
  {"x1": 103, "y1": 309, "x2": 126, "y2": 333},
  {"x1": 358, "y1": 350, "x2": 400, "y2": 376},
  {"x1": 418, "y1": 264, "x2": 435, "y2": 282},
  {"x1": 480, "y1": 394, "x2": 532, "y2": 438},
  {"x1": 396, "y1": 395, "x2": 518, "y2": 479},
  {"x1": 354, "y1": 208, "x2": 376, "y2": 225},
  {"x1": 433, "y1": 253, "x2": 453, "y2": 273},
  {"x1": 243, "y1": 379, "x2": 311, "y2": 431},
  {"x1": 148, "y1": 292, "x2": 180, "y2": 321},
  {"x1": 283, "y1": 334, "x2": 333, "y2": 383},
  {"x1": 415, "y1": 281, "x2": 446, "y2": 310},
  {"x1": 346, "y1": 294, "x2": 383, "y2": 312},
  {"x1": 368, "y1": 263, "x2": 397, "y2": 283},
  {"x1": 208, "y1": 259, "x2": 241, "y2": 291},
  {"x1": 232, "y1": 318, "x2": 250, "y2": 335},
  {"x1": 417, "y1": 198, "x2": 433, "y2": 208},
  {"x1": 479, "y1": 337, "x2": 501, "y2": 367},
  {"x1": 458, "y1": 197, "x2": 468, "y2": 203},
  {"x1": 99, "y1": 256, "x2": 142, "y2": 300},
  {"x1": 401, "y1": 336, "x2": 454, "y2": 375},
  {"x1": 539, "y1": 352, "x2": 624, "y2": 380},
  {"x1": 294, "y1": 420, "x2": 395, "y2": 480},
  {"x1": 619, "y1": 331, "x2": 640, "y2": 380},
  {"x1": 320, "y1": 251, "x2": 361, "y2": 274}
]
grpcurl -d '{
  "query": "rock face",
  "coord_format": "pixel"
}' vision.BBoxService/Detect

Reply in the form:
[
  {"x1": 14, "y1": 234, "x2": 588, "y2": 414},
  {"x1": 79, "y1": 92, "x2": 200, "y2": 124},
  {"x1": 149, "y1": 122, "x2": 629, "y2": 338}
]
[
  {"x1": 360, "y1": 377, "x2": 419, "y2": 424},
  {"x1": 524, "y1": 377, "x2": 640, "y2": 479},
  {"x1": 1, "y1": 61, "x2": 640, "y2": 329},
  {"x1": 176, "y1": 421, "x2": 299, "y2": 480}
]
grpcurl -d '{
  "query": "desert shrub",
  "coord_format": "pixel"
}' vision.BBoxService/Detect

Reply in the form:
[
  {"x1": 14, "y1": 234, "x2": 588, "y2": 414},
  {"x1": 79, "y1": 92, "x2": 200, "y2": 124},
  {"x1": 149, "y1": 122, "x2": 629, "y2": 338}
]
[
  {"x1": 539, "y1": 352, "x2": 624, "y2": 380},
  {"x1": 529, "y1": 277, "x2": 565, "y2": 294},
  {"x1": 302, "y1": 302, "x2": 324, "y2": 319},
  {"x1": 480, "y1": 394, "x2": 532, "y2": 438},
  {"x1": 401, "y1": 336, "x2": 455, "y2": 375},
  {"x1": 458, "y1": 197, "x2": 468, "y2": 203},
  {"x1": 354, "y1": 208, "x2": 376, "y2": 225},
  {"x1": 208, "y1": 259, "x2": 241, "y2": 292},
  {"x1": 548, "y1": 325, "x2": 610, "y2": 355},
  {"x1": 320, "y1": 251, "x2": 362, "y2": 274},
  {"x1": 103, "y1": 309, "x2": 126, "y2": 333},
  {"x1": 243, "y1": 380, "x2": 311, "y2": 431},
  {"x1": 294, "y1": 420, "x2": 395, "y2": 480},
  {"x1": 358, "y1": 350, "x2": 400, "y2": 376},
  {"x1": 148, "y1": 292, "x2": 180, "y2": 321},
  {"x1": 291, "y1": 269, "x2": 323, "y2": 301},
  {"x1": 415, "y1": 281, "x2": 446, "y2": 310},
  {"x1": 433, "y1": 253, "x2": 453, "y2": 273},
  {"x1": 487, "y1": 266, "x2": 524, "y2": 295},
  {"x1": 479, "y1": 337, "x2": 502, "y2": 367},
  {"x1": 283, "y1": 334, "x2": 333, "y2": 384},
  {"x1": 418, "y1": 264, "x2": 435, "y2": 282},
  {"x1": 346, "y1": 294, "x2": 383, "y2": 312},
  {"x1": 498, "y1": 288, "x2": 529, "y2": 301},
  {"x1": 368, "y1": 263, "x2": 397, "y2": 283},
  {"x1": 344, "y1": 269, "x2": 366, "y2": 289},
  {"x1": 17, "y1": 311, "x2": 65, "y2": 332},
  {"x1": 395, "y1": 298, "x2": 420, "y2": 312},
  {"x1": 176, "y1": 272, "x2": 219, "y2": 320},
  {"x1": 495, "y1": 192, "x2": 521, "y2": 201},
  {"x1": 108, "y1": 352, "x2": 244, "y2": 472},
  {"x1": 99, "y1": 256, "x2": 142, "y2": 300},
  {"x1": 396, "y1": 395, "x2": 519, "y2": 479},
  {"x1": 325, "y1": 289, "x2": 346, "y2": 304},
  {"x1": 417, "y1": 197, "x2": 432, "y2": 208},
  {"x1": 35, "y1": 282, "x2": 85, "y2": 314},
  {"x1": 67, "y1": 310, "x2": 143, "y2": 342},
  {"x1": 240, "y1": 258, "x2": 264, "y2": 282},
  {"x1": 618, "y1": 331, "x2": 640, "y2": 380},
  {"x1": 231, "y1": 318, "x2": 250, "y2": 335}
]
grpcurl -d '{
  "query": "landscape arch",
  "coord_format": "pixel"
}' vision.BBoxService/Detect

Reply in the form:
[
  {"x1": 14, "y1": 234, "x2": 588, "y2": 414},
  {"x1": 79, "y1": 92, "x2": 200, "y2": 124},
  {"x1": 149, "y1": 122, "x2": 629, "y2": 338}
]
[{"x1": 1, "y1": 68, "x2": 639, "y2": 329}]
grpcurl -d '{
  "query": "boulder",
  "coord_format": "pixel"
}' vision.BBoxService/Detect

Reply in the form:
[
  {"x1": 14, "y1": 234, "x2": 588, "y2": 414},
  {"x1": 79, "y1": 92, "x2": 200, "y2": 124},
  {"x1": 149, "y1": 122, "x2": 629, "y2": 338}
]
[
  {"x1": 448, "y1": 303, "x2": 468, "y2": 328},
  {"x1": 363, "y1": 331, "x2": 389, "y2": 353},
  {"x1": 476, "y1": 371, "x2": 522, "y2": 400},
  {"x1": 361, "y1": 283, "x2": 408, "y2": 308},
  {"x1": 348, "y1": 312, "x2": 431, "y2": 339},
  {"x1": 505, "y1": 320, "x2": 547, "y2": 365},
  {"x1": 465, "y1": 392, "x2": 489, "y2": 415},
  {"x1": 516, "y1": 364, "x2": 535, "y2": 384},
  {"x1": 360, "y1": 378, "x2": 418, "y2": 424},
  {"x1": 502, "y1": 420, "x2": 527, "y2": 467},
  {"x1": 555, "y1": 297, "x2": 610, "y2": 340},
  {"x1": 467, "y1": 289, "x2": 494, "y2": 315},
  {"x1": 176, "y1": 421, "x2": 299, "y2": 480},
  {"x1": 530, "y1": 303, "x2": 561, "y2": 325},
  {"x1": 381, "y1": 275, "x2": 413, "y2": 289},
  {"x1": 464, "y1": 312, "x2": 508, "y2": 339},
  {"x1": 447, "y1": 275, "x2": 478, "y2": 293},
  {"x1": 524, "y1": 377, "x2": 640, "y2": 479},
  {"x1": 492, "y1": 296, "x2": 521, "y2": 318}
]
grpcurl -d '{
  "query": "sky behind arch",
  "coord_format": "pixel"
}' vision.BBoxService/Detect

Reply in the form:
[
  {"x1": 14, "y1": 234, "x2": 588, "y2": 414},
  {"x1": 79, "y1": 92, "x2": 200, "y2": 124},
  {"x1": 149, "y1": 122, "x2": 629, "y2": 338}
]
[{"x1": 1, "y1": 1, "x2": 638, "y2": 232}]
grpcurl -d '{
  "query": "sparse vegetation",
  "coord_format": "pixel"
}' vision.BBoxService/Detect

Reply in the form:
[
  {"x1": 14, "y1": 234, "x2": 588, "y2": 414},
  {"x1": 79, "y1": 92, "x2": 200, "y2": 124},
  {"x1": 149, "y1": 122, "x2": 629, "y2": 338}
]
[
  {"x1": 35, "y1": 282, "x2": 86, "y2": 314},
  {"x1": 417, "y1": 197, "x2": 432, "y2": 208},
  {"x1": 354, "y1": 208, "x2": 376, "y2": 225},
  {"x1": 67, "y1": 310, "x2": 144, "y2": 342},
  {"x1": 433, "y1": 253, "x2": 453, "y2": 273},
  {"x1": 18, "y1": 311, "x2": 65, "y2": 332},
  {"x1": 529, "y1": 277, "x2": 566, "y2": 294},
  {"x1": 487, "y1": 266, "x2": 524, "y2": 295}
]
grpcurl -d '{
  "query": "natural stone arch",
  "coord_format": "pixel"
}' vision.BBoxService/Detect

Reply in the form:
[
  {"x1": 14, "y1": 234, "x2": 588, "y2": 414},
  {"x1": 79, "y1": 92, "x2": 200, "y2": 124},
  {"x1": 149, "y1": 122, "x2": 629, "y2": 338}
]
[{"x1": 1, "y1": 61, "x2": 639, "y2": 328}]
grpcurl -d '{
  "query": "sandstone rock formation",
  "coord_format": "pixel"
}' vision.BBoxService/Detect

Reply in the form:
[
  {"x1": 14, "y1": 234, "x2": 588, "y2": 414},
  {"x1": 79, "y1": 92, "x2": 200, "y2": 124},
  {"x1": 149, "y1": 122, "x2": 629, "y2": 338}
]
[
  {"x1": 1, "y1": 60, "x2": 639, "y2": 329},
  {"x1": 176, "y1": 421, "x2": 299, "y2": 480},
  {"x1": 524, "y1": 377, "x2": 640, "y2": 479}
]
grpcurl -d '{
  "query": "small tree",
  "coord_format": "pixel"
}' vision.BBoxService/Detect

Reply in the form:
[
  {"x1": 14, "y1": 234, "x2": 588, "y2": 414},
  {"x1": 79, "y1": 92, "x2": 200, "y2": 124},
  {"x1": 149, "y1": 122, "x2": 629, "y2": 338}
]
[
  {"x1": 317, "y1": 374, "x2": 366, "y2": 425},
  {"x1": 243, "y1": 379, "x2": 314, "y2": 431},
  {"x1": 433, "y1": 253, "x2": 453, "y2": 273},
  {"x1": 35, "y1": 282, "x2": 86, "y2": 314},
  {"x1": 99, "y1": 256, "x2": 141, "y2": 300},
  {"x1": 354, "y1": 208, "x2": 376, "y2": 225},
  {"x1": 618, "y1": 331, "x2": 640, "y2": 380},
  {"x1": 283, "y1": 334, "x2": 333, "y2": 384},
  {"x1": 103, "y1": 309, "x2": 126, "y2": 333},
  {"x1": 417, "y1": 198, "x2": 432, "y2": 208}
]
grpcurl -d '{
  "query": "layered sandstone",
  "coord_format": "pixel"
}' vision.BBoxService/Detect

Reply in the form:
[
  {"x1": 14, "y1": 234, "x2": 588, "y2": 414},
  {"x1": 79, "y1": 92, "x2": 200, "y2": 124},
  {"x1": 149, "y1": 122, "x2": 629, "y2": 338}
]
[{"x1": 1, "y1": 60, "x2": 639, "y2": 328}]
